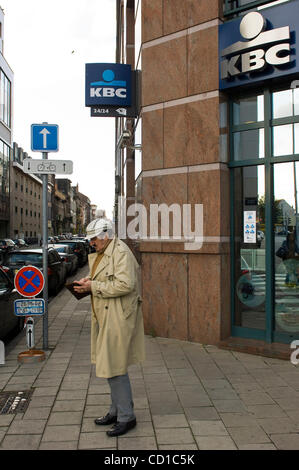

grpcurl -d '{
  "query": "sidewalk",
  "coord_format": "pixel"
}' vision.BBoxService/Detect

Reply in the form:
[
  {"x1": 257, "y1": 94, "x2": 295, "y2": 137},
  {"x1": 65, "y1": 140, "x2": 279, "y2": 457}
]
[{"x1": 1, "y1": 267, "x2": 299, "y2": 450}]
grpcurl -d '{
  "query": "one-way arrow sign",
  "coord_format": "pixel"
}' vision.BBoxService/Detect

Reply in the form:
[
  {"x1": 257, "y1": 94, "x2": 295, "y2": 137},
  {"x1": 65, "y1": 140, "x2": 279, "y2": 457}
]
[{"x1": 31, "y1": 124, "x2": 59, "y2": 152}]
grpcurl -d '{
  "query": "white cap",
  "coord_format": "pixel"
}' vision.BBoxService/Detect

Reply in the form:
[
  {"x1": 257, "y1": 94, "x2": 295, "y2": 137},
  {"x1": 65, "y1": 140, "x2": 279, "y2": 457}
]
[{"x1": 85, "y1": 218, "x2": 113, "y2": 240}]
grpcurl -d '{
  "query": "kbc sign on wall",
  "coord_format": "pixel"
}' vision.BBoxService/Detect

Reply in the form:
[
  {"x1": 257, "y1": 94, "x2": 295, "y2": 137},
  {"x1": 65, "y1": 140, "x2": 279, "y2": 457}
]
[
  {"x1": 219, "y1": 1, "x2": 299, "y2": 90},
  {"x1": 85, "y1": 63, "x2": 132, "y2": 107}
]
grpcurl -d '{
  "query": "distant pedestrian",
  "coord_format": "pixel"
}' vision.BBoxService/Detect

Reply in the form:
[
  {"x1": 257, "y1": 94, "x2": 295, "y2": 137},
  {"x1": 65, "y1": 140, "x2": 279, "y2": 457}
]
[{"x1": 73, "y1": 218, "x2": 145, "y2": 437}]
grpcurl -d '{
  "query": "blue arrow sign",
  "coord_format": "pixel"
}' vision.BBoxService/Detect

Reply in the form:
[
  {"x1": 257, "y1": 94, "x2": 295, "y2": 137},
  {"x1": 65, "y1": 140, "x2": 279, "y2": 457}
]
[{"x1": 31, "y1": 124, "x2": 59, "y2": 152}]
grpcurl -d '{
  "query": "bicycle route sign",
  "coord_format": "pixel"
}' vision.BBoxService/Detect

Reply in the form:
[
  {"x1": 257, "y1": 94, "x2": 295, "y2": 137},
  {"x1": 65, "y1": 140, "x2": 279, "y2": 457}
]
[{"x1": 14, "y1": 266, "x2": 44, "y2": 298}]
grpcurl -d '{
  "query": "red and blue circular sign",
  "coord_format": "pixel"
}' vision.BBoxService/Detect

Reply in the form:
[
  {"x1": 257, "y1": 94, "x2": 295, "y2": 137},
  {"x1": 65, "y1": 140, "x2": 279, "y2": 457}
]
[{"x1": 14, "y1": 266, "x2": 44, "y2": 298}]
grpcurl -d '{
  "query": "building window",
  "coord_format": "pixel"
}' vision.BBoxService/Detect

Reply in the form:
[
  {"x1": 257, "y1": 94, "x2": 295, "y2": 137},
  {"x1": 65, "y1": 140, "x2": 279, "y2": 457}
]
[
  {"x1": 15, "y1": 206, "x2": 18, "y2": 213},
  {"x1": 223, "y1": 0, "x2": 290, "y2": 16},
  {"x1": 230, "y1": 85, "x2": 299, "y2": 344},
  {"x1": 0, "y1": 69, "x2": 11, "y2": 127},
  {"x1": 0, "y1": 139, "x2": 10, "y2": 196}
]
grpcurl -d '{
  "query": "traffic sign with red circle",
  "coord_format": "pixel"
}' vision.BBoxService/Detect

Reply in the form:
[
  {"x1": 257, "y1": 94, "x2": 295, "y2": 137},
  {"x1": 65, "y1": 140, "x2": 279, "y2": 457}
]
[{"x1": 14, "y1": 266, "x2": 44, "y2": 298}]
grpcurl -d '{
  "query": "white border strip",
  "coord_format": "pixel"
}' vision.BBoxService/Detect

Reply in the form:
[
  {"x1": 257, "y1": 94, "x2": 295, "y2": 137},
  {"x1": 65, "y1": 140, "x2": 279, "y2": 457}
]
[
  {"x1": 142, "y1": 19, "x2": 221, "y2": 50},
  {"x1": 142, "y1": 91, "x2": 219, "y2": 114},
  {"x1": 142, "y1": 163, "x2": 228, "y2": 178}
]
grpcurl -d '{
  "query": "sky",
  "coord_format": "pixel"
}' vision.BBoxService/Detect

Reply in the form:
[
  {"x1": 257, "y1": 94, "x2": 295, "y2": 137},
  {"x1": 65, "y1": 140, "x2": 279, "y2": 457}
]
[{"x1": 0, "y1": 0, "x2": 116, "y2": 219}]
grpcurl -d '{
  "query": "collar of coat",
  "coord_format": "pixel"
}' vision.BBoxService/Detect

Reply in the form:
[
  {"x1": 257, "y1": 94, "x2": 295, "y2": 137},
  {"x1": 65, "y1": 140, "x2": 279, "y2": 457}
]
[{"x1": 88, "y1": 236, "x2": 118, "y2": 279}]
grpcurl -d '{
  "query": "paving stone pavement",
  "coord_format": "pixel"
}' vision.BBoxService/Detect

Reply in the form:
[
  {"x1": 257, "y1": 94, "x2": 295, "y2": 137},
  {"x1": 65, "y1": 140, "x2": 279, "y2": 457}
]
[{"x1": 1, "y1": 266, "x2": 299, "y2": 450}]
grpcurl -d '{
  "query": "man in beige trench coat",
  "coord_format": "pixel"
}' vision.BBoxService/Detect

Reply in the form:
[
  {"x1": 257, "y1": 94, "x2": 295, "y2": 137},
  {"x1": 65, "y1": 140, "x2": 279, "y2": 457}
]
[{"x1": 74, "y1": 218, "x2": 145, "y2": 437}]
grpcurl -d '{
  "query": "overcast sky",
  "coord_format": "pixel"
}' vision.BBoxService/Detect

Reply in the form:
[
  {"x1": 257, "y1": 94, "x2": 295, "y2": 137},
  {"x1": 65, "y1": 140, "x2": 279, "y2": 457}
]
[{"x1": 0, "y1": 0, "x2": 116, "y2": 219}]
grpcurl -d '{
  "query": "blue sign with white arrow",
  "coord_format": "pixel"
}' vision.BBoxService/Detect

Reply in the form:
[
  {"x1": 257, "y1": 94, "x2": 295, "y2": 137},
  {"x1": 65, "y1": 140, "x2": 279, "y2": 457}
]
[{"x1": 31, "y1": 124, "x2": 59, "y2": 152}]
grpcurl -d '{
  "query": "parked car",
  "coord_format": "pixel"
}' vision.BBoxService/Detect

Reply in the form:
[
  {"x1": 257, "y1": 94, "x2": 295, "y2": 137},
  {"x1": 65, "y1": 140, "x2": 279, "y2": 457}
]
[
  {"x1": 72, "y1": 237, "x2": 92, "y2": 254},
  {"x1": 0, "y1": 239, "x2": 16, "y2": 252},
  {"x1": 48, "y1": 244, "x2": 78, "y2": 275},
  {"x1": 0, "y1": 268, "x2": 24, "y2": 341},
  {"x1": 3, "y1": 248, "x2": 67, "y2": 295},
  {"x1": 55, "y1": 240, "x2": 88, "y2": 267},
  {"x1": 13, "y1": 238, "x2": 29, "y2": 248}
]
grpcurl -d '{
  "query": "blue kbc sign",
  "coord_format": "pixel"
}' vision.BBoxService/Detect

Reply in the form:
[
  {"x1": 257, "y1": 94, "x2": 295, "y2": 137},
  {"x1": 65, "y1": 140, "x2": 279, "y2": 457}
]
[
  {"x1": 31, "y1": 124, "x2": 59, "y2": 152},
  {"x1": 85, "y1": 63, "x2": 131, "y2": 107},
  {"x1": 219, "y1": 1, "x2": 299, "y2": 90}
]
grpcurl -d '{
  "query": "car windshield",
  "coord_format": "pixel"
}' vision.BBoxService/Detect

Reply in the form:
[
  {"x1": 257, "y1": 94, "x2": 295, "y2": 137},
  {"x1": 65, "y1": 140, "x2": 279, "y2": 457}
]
[
  {"x1": 55, "y1": 246, "x2": 67, "y2": 253},
  {"x1": 6, "y1": 252, "x2": 43, "y2": 266},
  {"x1": 60, "y1": 242, "x2": 77, "y2": 249}
]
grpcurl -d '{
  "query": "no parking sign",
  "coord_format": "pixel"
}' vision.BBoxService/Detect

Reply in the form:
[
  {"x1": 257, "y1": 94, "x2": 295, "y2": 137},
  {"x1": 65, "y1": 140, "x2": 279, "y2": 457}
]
[{"x1": 14, "y1": 266, "x2": 44, "y2": 298}]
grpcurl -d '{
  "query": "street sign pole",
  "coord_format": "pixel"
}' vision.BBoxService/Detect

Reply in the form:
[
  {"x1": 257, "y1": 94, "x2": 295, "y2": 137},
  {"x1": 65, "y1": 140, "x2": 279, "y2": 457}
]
[{"x1": 42, "y1": 150, "x2": 48, "y2": 350}]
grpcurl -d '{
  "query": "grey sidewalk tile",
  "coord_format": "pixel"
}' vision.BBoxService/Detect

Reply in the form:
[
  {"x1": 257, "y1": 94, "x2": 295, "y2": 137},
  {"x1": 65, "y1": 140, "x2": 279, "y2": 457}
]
[
  {"x1": 86, "y1": 394, "x2": 111, "y2": 405},
  {"x1": 78, "y1": 432, "x2": 116, "y2": 449},
  {"x1": 274, "y1": 397, "x2": 299, "y2": 411},
  {"x1": 60, "y1": 381, "x2": 89, "y2": 391},
  {"x1": 23, "y1": 407, "x2": 52, "y2": 420},
  {"x1": 84, "y1": 405, "x2": 109, "y2": 418},
  {"x1": 39, "y1": 441, "x2": 78, "y2": 450},
  {"x1": 135, "y1": 409, "x2": 152, "y2": 422},
  {"x1": 286, "y1": 410, "x2": 299, "y2": 423},
  {"x1": 118, "y1": 421, "x2": 155, "y2": 438},
  {"x1": 270, "y1": 433, "x2": 299, "y2": 450},
  {"x1": 42, "y1": 425, "x2": 81, "y2": 442},
  {"x1": 146, "y1": 381, "x2": 175, "y2": 392},
  {"x1": 195, "y1": 436, "x2": 237, "y2": 450},
  {"x1": 238, "y1": 443, "x2": 277, "y2": 450},
  {"x1": 155, "y1": 428, "x2": 195, "y2": 445},
  {"x1": 219, "y1": 413, "x2": 258, "y2": 428},
  {"x1": 153, "y1": 414, "x2": 189, "y2": 429},
  {"x1": 48, "y1": 411, "x2": 83, "y2": 426},
  {"x1": 231, "y1": 382, "x2": 263, "y2": 393},
  {"x1": 3, "y1": 383, "x2": 35, "y2": 392},
  {"x1": 238, "y1": 392, "x2": 275, "y2": 405},
  {"x1": 57, "y1": 389, "x2": 87, "y2": 400},
  {"x1": 247, "y1": 404, "x2": 288, "y2": 419},
  {"x1": 201, "y1": 379, "x2": 233, "y2": 390},
  {"x1": 0, "y1": 414, "x2": 15, "y2": 427},
  {"x1": 81, "y1": 417, "x2": 108, "y2": 432},
  {"x1": 189, "y1": 420, "x2": 228, "y2": 436},
  {"x1": 227, "y1": 425, "x2": 272, "y2": 446},
  {"x1": 30, "y1": 386, "x2": 59, "y2": 397},
  {"x1": 134, "y1": 397, "x2": 149, "y2": 409},
  {"x1": 1, "y1": 434, "x2": 41, "y2": 450},
  {"x1": 118, "y1": 436, "x2": 157, "y2": 450},
  {"x1": 147, "y1": 390, "x2": 178, "y2": 403},
  {"x1": 265, "y1": 386, "x2": 297, "y2": 399},
  {"x1": 257, "y1": 417, "x2": 298, "y2": 434},
  {"x1": 212, "y1": 399, "x2": 248, "y2": 413},
  {"x1": 171, "y1": 375, "x2": 201, "y2": 386},
  {"x1": 159, "y1": 444, "x2": 198, "y2": 450},
  {"x1": 150, "y1": 401, "x2": 184, "y2": 416},
  {"x1": 52, "y1": 399, "x2": 85, "y2": 412},
  {"x1": 207, "y1": 389, "x2": 239, "y2": 400},
  {"x1": 28, "y1": 395, "x2": 56, "y2": 408},
  {"x1": 7, "y1": 419, "x2": 46, "y2": 435},
  {"x1": 185, "y1": 407, "x2": 220, "y2": 421},
  {"x1": 88, "y1": 384, "x2": 110, "y2": 394}
]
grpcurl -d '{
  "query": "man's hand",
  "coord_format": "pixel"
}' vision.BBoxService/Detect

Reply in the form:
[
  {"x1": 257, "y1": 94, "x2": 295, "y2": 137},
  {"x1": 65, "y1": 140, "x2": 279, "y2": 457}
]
[{"x1": 73, "y1": 279, "x2": 92, "y2": 294}]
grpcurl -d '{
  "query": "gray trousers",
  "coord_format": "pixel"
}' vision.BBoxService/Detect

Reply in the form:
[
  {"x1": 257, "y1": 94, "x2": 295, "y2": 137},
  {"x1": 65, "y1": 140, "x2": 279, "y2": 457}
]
[{"x1": 107, "y1": 373, "x2": 135, "y2": 422}]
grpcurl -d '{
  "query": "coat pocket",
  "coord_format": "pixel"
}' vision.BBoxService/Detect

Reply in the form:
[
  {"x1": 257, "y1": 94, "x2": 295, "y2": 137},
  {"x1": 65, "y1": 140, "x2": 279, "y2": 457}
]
[{"x1": 118, "y1": 295, "x2": 137, "y2": 320}]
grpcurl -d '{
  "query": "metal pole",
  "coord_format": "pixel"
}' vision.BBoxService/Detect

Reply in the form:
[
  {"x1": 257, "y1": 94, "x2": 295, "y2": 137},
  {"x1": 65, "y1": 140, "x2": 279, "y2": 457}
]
[{"x1": 42, "y1": 151, "x2": 48, "y2": 350}]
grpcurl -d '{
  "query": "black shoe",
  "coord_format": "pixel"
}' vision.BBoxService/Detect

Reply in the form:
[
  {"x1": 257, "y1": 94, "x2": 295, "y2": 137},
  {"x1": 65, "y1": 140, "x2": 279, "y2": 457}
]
[
  {"x1": 106, "y1": 418, "x2": 137, "y2": 437},
  {"x1": 94, "y1": 413, "x2": 117, "y2": 426}
]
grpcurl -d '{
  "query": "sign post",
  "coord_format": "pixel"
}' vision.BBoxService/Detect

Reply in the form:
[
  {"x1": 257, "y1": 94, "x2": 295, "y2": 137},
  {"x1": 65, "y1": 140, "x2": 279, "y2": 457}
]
[
  {"x1": 14, "y1": 265, "x2": 46, "y2": 363},
  {"x1": 31, "y1": 122, "x2": 59, "y2": 350},
  {"x1": 42, "y1": 150, "x2": 49, "y2": 350}
]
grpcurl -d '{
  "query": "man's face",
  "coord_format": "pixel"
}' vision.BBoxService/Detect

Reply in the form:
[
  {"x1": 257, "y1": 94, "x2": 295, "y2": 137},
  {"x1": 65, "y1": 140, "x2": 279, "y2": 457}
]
[{"x1": 90, "y1": 233, "x2": 109, "y2": 252}]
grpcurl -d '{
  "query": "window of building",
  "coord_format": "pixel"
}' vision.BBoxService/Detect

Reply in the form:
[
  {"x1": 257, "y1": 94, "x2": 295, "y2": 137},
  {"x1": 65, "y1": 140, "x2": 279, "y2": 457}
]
[
  {"x1": 135, "y1": 0, "x2": 141, "y2": 69},
  {"x1": 15, "y1": 206, "x2": 18, "y2": 213},
  {"x1": 0, "y1": 69, "x2": 11, "y2": 127},
  {"x1": 230, "y1": 85, "x2": 299, "y2": 344},
  {"x1": 223, "y1": 0, "x2": 290, "y2": 16},
  {"x1": 0, "y1": 139, "x2": 10, "y2": 196}
]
